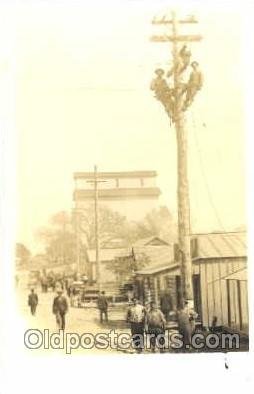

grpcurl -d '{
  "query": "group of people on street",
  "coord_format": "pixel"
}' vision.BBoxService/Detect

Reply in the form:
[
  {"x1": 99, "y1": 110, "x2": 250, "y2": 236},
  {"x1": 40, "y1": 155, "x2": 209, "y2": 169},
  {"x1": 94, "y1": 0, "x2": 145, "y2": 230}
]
[
  {"x1": 126, "y1": 298, "x2": 166, "y2": 353},
  {"x1": 126, "y1": 296, "x2": 198, "y2": 353},
  {"x1": 28, "y1": 286, "x2": 198, "y2": 352},
  {"x1": 28, "y1": 287, "x2": 108, "y2": 330},
  {"x1": 28, "y1": 287, "x2": 69, "y2": 330},
  {"x1": 39, "y1": 269, "x2": 81, "y2": 295},
  {"x1": 150, "y1": 44, "x2": 203, "y2": 121}
]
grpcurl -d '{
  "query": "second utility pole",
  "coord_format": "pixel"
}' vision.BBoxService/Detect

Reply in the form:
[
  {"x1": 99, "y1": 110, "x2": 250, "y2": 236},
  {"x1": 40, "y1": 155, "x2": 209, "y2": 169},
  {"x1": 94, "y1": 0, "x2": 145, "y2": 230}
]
[
  {"x1": 151, "y1": 11, "x2": 202, "y2": 306},
  {"x1": 87, "y1": 165, "x2": 106, "y2": 292},
  {"x1": 94, "y1": 165, "x2": 100, "y2": 291}
]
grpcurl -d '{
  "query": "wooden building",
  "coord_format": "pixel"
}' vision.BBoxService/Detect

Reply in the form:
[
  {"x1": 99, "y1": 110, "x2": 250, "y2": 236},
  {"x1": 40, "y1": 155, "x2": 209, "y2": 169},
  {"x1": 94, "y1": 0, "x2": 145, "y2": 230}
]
[{"x1": 134, "y1": 232, "x2": 248, "y2": 334}]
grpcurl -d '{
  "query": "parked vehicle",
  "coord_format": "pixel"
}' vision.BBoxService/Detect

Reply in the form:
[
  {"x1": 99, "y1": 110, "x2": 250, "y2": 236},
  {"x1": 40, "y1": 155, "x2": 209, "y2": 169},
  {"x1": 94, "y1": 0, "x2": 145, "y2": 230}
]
[{"x1": 69, "y1": 281, "x2": 99, "y2": 307}]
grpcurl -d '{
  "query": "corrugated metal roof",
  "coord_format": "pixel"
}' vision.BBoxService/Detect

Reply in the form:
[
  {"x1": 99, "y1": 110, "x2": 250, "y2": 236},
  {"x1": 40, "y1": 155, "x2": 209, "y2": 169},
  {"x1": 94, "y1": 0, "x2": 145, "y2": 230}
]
[
  {"x1": 194, "y1": 232, "x2": 246, "y2": 259},
  {"x1": 135, "y1": 232, "x2": 247, "y2": 276}
]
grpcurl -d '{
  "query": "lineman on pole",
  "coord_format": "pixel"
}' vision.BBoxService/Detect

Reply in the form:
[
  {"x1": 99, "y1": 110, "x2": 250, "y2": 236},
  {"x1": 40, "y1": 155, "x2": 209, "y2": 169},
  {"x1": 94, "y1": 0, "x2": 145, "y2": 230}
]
[{"x1": 151, "y1": 44, "x2": 203, "y2": 121}]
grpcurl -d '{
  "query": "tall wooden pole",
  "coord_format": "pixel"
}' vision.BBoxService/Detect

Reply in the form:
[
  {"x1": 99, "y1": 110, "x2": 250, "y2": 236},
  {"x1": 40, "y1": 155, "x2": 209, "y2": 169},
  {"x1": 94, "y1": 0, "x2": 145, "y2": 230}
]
[
  {"x1": 86, "y1": 166, "x2": 107, "y2": 291},
  {"x1": 151, "y1": 11, "x2": 202, "y2": 305},
  {"x1": 75, "y1": 209, "x2": 81, "y2": 274},
  {"x1": 172, "y1": 12, "x2": 192, "y2": 304}
]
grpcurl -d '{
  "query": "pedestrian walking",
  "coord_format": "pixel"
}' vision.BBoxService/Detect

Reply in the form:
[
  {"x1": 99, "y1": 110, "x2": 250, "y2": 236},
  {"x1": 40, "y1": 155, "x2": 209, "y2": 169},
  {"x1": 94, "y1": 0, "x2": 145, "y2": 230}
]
[
  {"x1": 28, "y1": 289, "x2": 38, "y2": 316},
  {"x1": 52, "y1": 289, "x2": 68, "y2": 330},
  {"x1": 146, "y1": 301, "x2": 166, "y2": 353},
  {"x1": 126, "y1": 298, "x2": 146, "y2": 353},
  {"x1": 97, "y1": 291, "x2": 108, "y2": 323}
]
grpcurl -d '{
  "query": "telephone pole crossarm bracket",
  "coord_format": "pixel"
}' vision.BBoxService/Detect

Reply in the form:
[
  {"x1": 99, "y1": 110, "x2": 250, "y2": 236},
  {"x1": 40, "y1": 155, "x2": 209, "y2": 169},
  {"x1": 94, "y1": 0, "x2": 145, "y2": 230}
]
[{"x1": 152, "y1": 17, "x2": 198, "y2": 24}]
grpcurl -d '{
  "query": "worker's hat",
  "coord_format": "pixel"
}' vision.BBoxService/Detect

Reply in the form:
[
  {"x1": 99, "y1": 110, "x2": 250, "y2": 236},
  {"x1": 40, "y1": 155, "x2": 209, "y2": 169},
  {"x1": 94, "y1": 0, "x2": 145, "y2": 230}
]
[{"x1": 155, "y1": 68, "x2": 165, "y2": 76}]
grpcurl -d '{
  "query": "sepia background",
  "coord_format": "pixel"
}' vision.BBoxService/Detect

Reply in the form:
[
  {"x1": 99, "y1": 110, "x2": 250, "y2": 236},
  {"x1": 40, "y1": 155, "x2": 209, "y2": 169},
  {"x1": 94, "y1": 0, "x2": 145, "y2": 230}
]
[{"x1": 0, "y1": 0, "x2": 253, "y2": 392}]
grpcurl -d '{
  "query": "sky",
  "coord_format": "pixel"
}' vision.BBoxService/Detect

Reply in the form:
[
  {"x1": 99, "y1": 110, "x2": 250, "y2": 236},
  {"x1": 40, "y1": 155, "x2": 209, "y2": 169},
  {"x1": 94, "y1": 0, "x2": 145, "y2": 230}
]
[{"x1": 11, "y1": 0, "x2": 246, "y2": 253}]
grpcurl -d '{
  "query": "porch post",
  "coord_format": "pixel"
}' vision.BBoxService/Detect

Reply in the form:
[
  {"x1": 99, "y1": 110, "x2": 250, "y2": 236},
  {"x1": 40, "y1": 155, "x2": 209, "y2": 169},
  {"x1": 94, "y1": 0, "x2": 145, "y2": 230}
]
[
  {"x1": 144, "y1": 276, "x2": 151, "y2": 305},
  {"x1": 153, "y1": 276, "x2": 159, "y2": 305}
]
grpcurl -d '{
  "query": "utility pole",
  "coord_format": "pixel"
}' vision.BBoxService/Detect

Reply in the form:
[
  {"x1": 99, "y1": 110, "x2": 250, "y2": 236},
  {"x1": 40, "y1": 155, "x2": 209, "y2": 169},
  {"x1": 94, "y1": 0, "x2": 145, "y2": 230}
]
[
  {"x1": 151, "y1": 11, "x2": 202, "y2": 306},
  {"x1": 74, "y1": 208, "x2": 81, "y2": 274},
  {"x1": 87, "y1": 165, "x2": 106, "y2": 292}
]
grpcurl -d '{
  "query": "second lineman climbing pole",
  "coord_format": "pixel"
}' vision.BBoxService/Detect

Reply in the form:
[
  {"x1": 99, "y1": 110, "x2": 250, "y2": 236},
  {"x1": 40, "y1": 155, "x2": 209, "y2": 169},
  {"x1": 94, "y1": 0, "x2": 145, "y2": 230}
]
[{"x1": 151, "y1": 11, "x2": 202, "y2": 306}]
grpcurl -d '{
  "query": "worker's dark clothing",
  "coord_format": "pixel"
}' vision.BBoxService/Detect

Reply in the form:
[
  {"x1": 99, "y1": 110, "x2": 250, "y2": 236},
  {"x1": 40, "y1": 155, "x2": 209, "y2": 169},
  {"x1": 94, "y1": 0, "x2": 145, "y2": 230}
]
[
  {"x1": 28, "y1": 293, "x2": 38, "y2": 315},
  {"x1": 53, "y1": 294, "x2": 68, "y2": 330}
]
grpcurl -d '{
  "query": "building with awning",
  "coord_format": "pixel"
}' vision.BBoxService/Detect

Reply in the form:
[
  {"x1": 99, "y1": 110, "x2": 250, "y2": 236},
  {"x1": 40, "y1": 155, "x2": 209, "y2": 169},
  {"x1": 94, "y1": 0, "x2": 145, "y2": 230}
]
[{"x1": 134, "y1": 232, "x2": 248, "y2": 334}]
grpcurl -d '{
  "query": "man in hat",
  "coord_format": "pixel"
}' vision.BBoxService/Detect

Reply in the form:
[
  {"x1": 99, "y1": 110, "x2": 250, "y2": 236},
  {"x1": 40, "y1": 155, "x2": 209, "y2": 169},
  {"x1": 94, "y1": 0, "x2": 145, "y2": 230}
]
[
  {"x1": 167, "y1": 45, "x2": 191, "y2": 77},
  {"x1": 150, "y1": 68, "x2": 168, "y2": 100},
  {"x1": 183, "y1": 61, "x2": 203, "y2": 109},
  {"x1": 97, "y1": 291, "x2": 108, "y2": 323},
  {"x1": 126, "y1": 298, "x2": 146, "y2": 353},
  {"x1": 52, "y1": 288, "x2": 68, "y2": 330},
  {"x1": 179, "y1": 45, "x2": 192, "y2": 73},
  {"x1": 28, "y1": 288, "x2": 39, "y2": 316},
  {"x1": 150, "y1": 68, "x2": 175, "y2": 120},
  {"x1": 146, "y1": 301, "x2": 166, "y2": 353}
]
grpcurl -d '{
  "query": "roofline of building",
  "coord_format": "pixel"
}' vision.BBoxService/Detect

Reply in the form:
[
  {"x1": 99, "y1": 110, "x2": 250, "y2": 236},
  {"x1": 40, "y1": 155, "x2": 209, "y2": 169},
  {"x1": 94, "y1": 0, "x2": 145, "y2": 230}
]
[
  {"x1": 74, "y1": 171, "x2": 157, "y2": 179},
  {"x1": 132, "y1": 236, "x2": 170, "y2": 247},
  {"x1": 190, "y1": 231, "x2": 246, "y2": 236},
  {"x1": 192, "y1": 255, "x2": 247, "y2": 261},
  {"x1": 135, "y1": 255, "x2": 247, "y2": 276},
  {"x1": 135, "y1": 262, "x2": 178, "y2": 276}
]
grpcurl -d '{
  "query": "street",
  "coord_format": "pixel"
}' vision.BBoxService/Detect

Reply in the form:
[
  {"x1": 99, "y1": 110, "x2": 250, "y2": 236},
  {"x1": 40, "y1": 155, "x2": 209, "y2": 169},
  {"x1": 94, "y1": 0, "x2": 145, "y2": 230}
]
[
  {"x1": 17, "y1": 287, "x2": 248, "y2": 355},
  {"x1": 18, "y1": 288, "x2": 143, "y2": 355}
]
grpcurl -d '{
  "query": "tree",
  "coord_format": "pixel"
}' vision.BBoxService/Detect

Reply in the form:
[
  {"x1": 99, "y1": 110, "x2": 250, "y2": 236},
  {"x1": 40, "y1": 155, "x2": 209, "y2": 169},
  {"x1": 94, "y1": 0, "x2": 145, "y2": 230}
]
[
  {"x1": 104, "y1": 206, "x2": 177, "y2": 288},
  {"x1": 36, "y1": 211, "x2": 76, "y2": 264},
  {"x1": 77, "y1": 205, "x2": 177, "y2": 249},
  {"x1": 106, "y1": 250, "x2": 150, "y2": 284},
  {"x1": 35, "y1": 205, "x2": 177, "y2": 271},
  {"x1": 77, "y1": 205, "x2": 134, "y2": 248},
  {"x1": 131, "y1": 206, "x2": 177, "y2": 244},
  {"x1": 36, "y1": 207, "x2": 134, "y2": 266},
  {"x1": 16, "y1": 243, "x2": 31, "y2": 268}
]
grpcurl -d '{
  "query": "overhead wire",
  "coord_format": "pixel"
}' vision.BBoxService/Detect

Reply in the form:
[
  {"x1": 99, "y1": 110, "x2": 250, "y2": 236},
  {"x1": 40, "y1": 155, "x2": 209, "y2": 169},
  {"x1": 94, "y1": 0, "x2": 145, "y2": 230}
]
[{"x1": 190, "y1": 109, "x2": 226, "y2": 232}]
